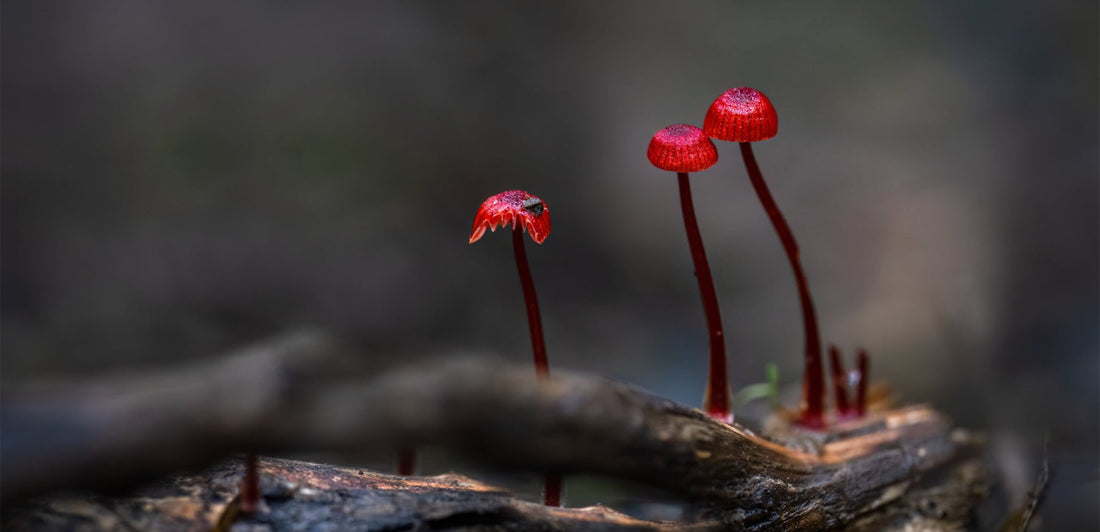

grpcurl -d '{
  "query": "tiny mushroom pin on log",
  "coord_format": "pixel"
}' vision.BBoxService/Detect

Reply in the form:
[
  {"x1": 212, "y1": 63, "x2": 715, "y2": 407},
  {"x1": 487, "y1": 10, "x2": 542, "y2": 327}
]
[
  {"x1": 468, "y1": 189, "x2": 562, "y2": 506},
  {"x1": 646, "y1": 124, "x2": 733, "y2": 423},
  {"x1": 827, "y1": 345, "x2": 872, "y2": 420}
]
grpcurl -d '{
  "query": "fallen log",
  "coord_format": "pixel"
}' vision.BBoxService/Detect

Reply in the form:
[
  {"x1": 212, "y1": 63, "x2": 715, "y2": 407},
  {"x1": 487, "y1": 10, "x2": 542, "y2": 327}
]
[{"x1": 1, "y1": 331, "x2": 989, "y2": 530}]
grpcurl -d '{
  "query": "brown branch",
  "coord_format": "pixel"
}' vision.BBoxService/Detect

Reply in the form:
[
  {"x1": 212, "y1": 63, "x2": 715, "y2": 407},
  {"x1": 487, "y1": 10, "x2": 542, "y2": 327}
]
[
  {"x1": 1, "y1": 329, "x2": 350, "y2": 502},
  {"x1": 1, "y1": 331, "x2": 988, "y2": 529}
]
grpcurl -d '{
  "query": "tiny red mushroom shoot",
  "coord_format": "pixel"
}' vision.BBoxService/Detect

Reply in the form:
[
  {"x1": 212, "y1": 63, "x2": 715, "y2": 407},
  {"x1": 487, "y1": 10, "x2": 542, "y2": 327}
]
[
  {"x1": 646, "y1": 124, "x2": 733, "y2": 423},
  {"x1": 468, "y1": 189, "x2": 561, "y2": 506},
  {"x1": 828, "y1": 345, "x2": 871, "y2": 420},
  {"x1": 827, "y1": 345, "x2": 851, "y2": 418},
  {"x1": 703, "y1": 87, "x2": 827, "y2": 429},
  {"x1": 854, "y1": 348, "x2": 869, "y2": 417}
]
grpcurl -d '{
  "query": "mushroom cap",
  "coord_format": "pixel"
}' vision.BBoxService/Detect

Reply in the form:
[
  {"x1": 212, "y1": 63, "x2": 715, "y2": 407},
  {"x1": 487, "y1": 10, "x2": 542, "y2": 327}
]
[
  {"x1": 703, "y1": 87, "x2": 778, "y2": 142},
  {"x1": 468, "y1": 190, "x2": 551, "y2": 244},
  {"x1": 647, "y1": 124, "x2": 719, "y2": 172}
]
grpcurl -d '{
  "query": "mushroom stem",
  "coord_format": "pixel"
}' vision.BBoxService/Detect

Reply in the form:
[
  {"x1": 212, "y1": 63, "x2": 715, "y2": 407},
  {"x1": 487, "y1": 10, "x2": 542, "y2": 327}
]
[
  {"x1": 239, "y1": 452, "x2": 259, "y2": 514},
  {"x1": 396, "y1": 448, "x2": 416, "y2": 476},
  {"x1": 512, "y1": 227, "x2": 549, "y2": 379},
  {"x1": 510, "y1": 226, "x2": 560, "y2": 505},
  {"x1": 855, "y1": 349, "x2": 869, "y2": 417},
  {"x1": 828, "y1": 345, "x2": 851, "y2": 417},
  {"x1": 542, "y1": 473, "x2": 563, "y2": 506},
  {"x1": 737, "y1": 142, "x2": 824, "y2": 429},
  {"x1": 677, "y1": 172, "x2": 731, "y2": 422}
]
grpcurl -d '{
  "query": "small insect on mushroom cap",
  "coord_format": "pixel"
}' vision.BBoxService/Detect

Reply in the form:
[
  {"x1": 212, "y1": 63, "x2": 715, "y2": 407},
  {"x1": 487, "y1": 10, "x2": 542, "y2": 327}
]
[
  {"x1": 647, "y1": 124, "x2": 719, "y2": 173},
  {"x1": 703, "y1": 87, "x2": 778, "y2": 143},
  {"x1": 468, "y1": 190, "x2": 552, "y2": 245}
]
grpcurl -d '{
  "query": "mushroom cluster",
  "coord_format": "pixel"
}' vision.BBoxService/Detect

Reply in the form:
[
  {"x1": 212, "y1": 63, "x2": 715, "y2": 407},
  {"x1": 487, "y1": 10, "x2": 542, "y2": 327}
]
[
  {"x1": 644, "y1": 87, "x2": 872, "y2": 430},
  {"x1": 235, "y1": 85, "x2": 878, "y2": 514},
  {"x1": 236, "y1": 85, "x2": 880, "y2": 514}
]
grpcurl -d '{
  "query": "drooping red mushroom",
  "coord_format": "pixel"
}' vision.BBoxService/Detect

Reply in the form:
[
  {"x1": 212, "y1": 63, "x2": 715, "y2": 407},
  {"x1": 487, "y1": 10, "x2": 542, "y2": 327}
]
[
  {"x1": 469, "y1": 190, "x2": 552, "y2": 375},
  {"x1": 469, "y1": 189, "x2": 560, "y2": 505},
  {"x1": 703, "y1": 87, "x2": 826, "y2": 429},
  {"x1": 646, "y1": 124, "x2": 731, "y2": 423}
]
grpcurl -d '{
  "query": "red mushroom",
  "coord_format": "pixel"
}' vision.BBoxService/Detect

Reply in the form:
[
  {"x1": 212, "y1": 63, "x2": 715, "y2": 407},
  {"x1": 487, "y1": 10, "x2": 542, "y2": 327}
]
[
  {"x1": 647, "y1": 124, "x2": 732, "y2": 423},
  {"x1": 703, "y1": 87, "x2": 826, "y2": 429},
  {"x1": 469, "y1": 190, "x2": 552, "y2": 375},
  {"x1": 469, "y1": 189, "x2": 560, "y2": 505}
]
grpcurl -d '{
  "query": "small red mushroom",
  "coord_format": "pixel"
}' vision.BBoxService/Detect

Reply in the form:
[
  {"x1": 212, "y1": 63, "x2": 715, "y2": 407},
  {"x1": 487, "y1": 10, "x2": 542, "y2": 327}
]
[
  {"x1": 703, "y1": 87, "x2": 826, "y2": 430},
  {"x1": 647, "y1": 124, "x2": 732, "y2": 423},
  {"x1": 469, "y1": 189, "x2": 560, "y2": 505},
  {"x1": 469, "y1": 189, "x2": 552, "y2": 376}
]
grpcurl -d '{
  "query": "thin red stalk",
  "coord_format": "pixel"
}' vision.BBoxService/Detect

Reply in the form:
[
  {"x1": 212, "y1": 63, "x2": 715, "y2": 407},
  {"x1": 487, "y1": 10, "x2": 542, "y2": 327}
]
[
  {"x1": 512, "y1": 227, "x2": 549, "y2": 379},
  {"x1": 239, "y1": 452, "x2": 259, "y2": 514},
  {"x1": 677, "y1": 172, "x2": 730, "y2": 422},
  {"x1": 542, "y1": 473, "x2": 563, "y2": 506},
  {"x1": 855, "y1": 349, "x2": 869, "y2": 417},
  {"x1": 511, "y1": 227, "x2": 560, "y2": 505},
  {"x1": 827, "y1": 345, "x2": 851, "y2": 417},
  {"x1": 738, "y1": 142, "x2": 824, "y2": 429},
  {"x1": 396, "y1": 448, "x2": 416, "y2": 476}
]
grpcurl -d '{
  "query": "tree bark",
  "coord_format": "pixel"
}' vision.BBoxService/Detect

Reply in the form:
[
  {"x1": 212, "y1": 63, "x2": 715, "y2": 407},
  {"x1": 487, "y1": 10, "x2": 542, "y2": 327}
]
[{"x1": 1, "y1": 331, "x2": 989, "y2": 530}]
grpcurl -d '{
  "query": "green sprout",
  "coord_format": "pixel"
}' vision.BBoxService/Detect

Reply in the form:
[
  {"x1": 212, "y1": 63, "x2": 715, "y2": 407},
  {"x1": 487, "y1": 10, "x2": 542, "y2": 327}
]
[{"x1": 733, "y1": 363, "x2": 780, "y2": 410}]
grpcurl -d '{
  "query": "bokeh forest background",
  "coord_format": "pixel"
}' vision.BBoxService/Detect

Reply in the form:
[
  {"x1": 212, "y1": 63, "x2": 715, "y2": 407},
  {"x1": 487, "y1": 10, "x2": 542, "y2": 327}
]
[{"x1": 3, "y1": 2, "x2": 1097, "y2": 529}]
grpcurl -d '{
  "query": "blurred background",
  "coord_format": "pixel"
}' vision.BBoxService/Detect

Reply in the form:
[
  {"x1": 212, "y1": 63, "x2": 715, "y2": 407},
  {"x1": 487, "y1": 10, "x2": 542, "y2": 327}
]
[{"x1": 3, "y1": 1, "x2": 1096, "y2": 528}]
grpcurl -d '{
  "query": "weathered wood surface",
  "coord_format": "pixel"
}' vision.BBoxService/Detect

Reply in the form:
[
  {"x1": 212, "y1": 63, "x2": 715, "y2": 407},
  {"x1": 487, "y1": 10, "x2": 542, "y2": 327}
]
[
  {"x1": 5, "y1": 457, "x2": 705, "y2": 531},
  {"x1": 1, "y1": 331, "x2": 989, "y2": 530}
]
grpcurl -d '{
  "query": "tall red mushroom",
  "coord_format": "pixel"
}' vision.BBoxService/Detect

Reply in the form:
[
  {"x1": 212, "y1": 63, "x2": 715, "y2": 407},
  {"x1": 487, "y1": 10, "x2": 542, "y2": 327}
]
[
  {"x1": 468, "y1": 189, "x2": 561, "y2": 505},
  {"x1": 703, "y1": 87, "x2": 826, "y2": 429},
  {"x1": 647, "y1": 124, "x2": 732, "y2": 423}
]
